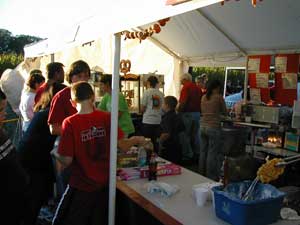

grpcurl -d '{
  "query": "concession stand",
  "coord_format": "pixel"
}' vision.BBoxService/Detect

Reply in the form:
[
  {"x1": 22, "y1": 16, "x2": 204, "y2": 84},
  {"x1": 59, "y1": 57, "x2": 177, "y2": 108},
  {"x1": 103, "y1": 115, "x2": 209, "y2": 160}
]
[
  {"x1": 17, "y1": 0, "x2": 300, "y2": 224},
  {"x1": 109, "y1": 1, "x2": 300, "y2": 225}
]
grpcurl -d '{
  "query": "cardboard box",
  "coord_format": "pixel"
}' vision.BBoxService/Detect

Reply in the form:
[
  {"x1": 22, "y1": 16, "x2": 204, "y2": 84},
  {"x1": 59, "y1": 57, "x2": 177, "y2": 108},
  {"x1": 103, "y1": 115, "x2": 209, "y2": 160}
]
[
  {"x1": 140, "y1": 163, "x2": 181, "y2": 178},
  {"x1": 117, "y1": 153, "x2": 138, "y2": 168}
]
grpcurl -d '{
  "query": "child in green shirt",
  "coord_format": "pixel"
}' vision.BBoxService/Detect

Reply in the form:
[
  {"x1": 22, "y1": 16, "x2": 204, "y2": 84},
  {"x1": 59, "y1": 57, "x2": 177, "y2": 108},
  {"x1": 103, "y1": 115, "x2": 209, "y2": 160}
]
[{"x1": 98, "y1": 75, "x2": 135, "y2": 136}]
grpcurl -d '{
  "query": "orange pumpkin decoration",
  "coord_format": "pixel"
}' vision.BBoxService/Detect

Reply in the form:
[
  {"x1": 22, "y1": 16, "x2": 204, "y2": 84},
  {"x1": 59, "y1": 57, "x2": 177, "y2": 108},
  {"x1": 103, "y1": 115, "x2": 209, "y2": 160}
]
[
  {"x1": 125, "y1": 31, "x2": 131, "y2": 39},
  {"x1": 158, "y1": 19, "x2": 166, "y2": 26},
  {"x1": 152, "y1": 24, "x2": 161, "y2": 34}
]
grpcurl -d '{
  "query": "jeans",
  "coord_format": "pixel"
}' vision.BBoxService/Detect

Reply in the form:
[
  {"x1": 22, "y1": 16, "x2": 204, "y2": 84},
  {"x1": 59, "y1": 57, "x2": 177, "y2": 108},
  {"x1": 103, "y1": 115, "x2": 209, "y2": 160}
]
[
  {"x1": 199, "y1": 127, "x2": 223, "y2": 181},
  {"x1": 179, "y1": 112, "x2": 200, "y2": 160}
]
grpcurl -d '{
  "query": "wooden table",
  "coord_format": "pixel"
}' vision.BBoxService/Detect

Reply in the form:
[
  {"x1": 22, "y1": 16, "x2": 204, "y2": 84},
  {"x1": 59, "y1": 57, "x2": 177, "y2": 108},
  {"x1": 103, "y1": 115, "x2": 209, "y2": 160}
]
[{"x1": 116, "y1": 166, "x2": 295, "y2": 225}]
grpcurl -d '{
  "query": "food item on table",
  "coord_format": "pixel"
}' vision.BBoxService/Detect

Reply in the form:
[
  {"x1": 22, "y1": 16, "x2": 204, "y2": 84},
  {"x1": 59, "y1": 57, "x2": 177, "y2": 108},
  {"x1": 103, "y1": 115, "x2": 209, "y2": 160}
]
[{"x1": 257, "y1": 157, "x2": 285, "y2": 183}]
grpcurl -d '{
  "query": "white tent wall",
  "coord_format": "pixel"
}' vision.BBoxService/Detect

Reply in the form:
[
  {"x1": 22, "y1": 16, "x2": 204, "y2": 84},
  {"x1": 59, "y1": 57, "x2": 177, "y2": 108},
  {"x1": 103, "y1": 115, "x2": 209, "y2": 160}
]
[
  {"x1": 24, "y1": 34, "x2": 179, "y2": 97},
  {"x1": 121, "y1": 38, "x2": 178, "y2": 97}
]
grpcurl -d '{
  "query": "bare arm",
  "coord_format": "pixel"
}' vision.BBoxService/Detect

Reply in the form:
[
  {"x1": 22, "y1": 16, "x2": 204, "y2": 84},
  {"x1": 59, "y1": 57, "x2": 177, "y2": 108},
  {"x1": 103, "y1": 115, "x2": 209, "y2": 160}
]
[
  {"x1": 52, "y1": 151, "x2": 73, "y2": 168},
  {"x1": 49, "y1": 123, "x2": 62, "y2": 135},
  {"x1": 176, "y1": 102, "x2": 186, "y2": 112},
  {"x1": 118, "y1": 136, "x2": 145, "y2": 152},
  {"x1": 220, "y1": 96, "x2": 227, "y2": 114}
]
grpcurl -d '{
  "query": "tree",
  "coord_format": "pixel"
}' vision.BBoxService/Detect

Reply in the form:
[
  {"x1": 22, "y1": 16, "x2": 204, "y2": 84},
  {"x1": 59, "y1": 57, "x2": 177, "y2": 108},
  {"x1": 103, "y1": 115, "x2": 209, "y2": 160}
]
[
  {"x1": 0, "y1": 29, "x2": 13, "y2": 53},
  {"x1": 0, "y1": 29, "x2": 42, "y2": 76},
  {"x1": 0, "y1": 53, "x2": 23, "y2": 76},
  {"x1": 0, "y1": 28, "x2": 42, "y2": 54}
]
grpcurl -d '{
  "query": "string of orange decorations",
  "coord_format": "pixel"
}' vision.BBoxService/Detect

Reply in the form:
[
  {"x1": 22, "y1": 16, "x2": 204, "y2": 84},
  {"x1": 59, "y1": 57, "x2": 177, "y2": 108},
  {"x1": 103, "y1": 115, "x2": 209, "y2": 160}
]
[
  {"x1": 221, "y1": 0, "x2": 263, "y2": 7},
  {"x1": 121, "y1": 18, "x2": 170, "y2": 43}
]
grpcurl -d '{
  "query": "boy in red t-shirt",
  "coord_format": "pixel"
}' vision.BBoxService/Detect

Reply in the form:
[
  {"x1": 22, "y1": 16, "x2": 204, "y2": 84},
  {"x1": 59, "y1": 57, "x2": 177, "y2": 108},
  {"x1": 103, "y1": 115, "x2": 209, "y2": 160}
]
[
  {"x1": 48, "y1": 60, "x2": 91, "y2": 197},
  {"x1": 52, "y1": 82, "x2": 144, "y2": 225}
]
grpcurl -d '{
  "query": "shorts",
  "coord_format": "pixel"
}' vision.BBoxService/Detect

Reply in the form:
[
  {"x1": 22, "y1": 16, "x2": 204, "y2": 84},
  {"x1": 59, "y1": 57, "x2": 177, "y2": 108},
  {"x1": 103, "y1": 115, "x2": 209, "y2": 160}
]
[{"x1": 52, "y1": 185, "x2": 108, "y2": 225}]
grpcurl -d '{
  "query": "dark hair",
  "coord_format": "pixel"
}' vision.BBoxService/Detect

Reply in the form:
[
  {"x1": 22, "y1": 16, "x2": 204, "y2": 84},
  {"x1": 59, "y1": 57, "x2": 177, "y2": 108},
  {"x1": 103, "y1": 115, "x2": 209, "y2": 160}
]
[
  {"x1": 27, "y1": 73, "x2": 45, "y2": 90},
  {"x1": 0, "y1": 88, "x2": 6, "y2": 101},
  {"x1": 66, "y1": 60, "x2": 91, "y2": 84},
  {"x1": 206, "y1": 79, "x2": 222, "y2": 100},
  {"x1": 34, "y1": 82, "x2": 66, "y2": 112},
  {"x1": 30, "y1": 69, "x2": 42, "y2": 76},
  {"x1": 164, "y1": 96, "x2": 177, "y2": 110},
  {"x1": 47, "y1": 62, "x2": 64, "y2": 80},
  {"x1": 100, "y1": 74, "x2": 112, "y2": 87},
  {"x1": 71, "y1": 81, "x2": 94, "y2": 102},
  {"x1": 242, "y1": 88, "x2": 251, "y2": 101},
  {"x1": 147, "y1": 76, "x2": 158, "y2": 88}
]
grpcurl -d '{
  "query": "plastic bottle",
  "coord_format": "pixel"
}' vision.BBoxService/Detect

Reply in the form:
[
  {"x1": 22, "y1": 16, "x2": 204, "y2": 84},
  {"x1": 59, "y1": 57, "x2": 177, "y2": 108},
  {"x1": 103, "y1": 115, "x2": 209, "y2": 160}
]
[
  {"x1": 143, "y1": 138, "x2": 154, "y2": 165},
  {"x1": 148, "y1": 153, "x2": 157, "y2": 181},
  {"x1": 138, "y1": 146, "x2": 147, "y2": 167}
]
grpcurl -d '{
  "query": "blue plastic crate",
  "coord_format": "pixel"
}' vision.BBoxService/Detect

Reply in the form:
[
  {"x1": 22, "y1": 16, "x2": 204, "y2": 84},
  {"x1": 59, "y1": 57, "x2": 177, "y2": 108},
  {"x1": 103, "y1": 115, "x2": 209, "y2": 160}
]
[{"x1": 212, "y1": 181, "x2": 285, "y2": 225}]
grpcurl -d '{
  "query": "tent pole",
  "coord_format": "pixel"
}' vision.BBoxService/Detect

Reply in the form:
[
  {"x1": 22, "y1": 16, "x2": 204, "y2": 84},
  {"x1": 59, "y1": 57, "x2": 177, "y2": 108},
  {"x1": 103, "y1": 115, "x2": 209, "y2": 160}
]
[
  {"x1": 243, "y1": 56, "x2": 249, "y2": 103},
  {"x1": 50, "y1": 54, "x2": 55, "y2": 63},
  {"x1": 108, "y1": 33, "x2": 121, "y2": 225},
  {"x1": 223, "y1": 67, "x2": 228, "y2": 98}
]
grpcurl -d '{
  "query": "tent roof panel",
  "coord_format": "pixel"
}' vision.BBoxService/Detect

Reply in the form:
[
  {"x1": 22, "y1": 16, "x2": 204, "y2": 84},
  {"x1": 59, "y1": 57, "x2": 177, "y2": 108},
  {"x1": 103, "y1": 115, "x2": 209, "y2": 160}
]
[
  {"x1": 141, "y1": 10, "x2": 239, "y2": 58},
  {"x1": 200, "y1": 0, "x2": 300, "y2": 51},
  {"x1": 24, "y1": 0, "x2": 300, "y2": 66}
]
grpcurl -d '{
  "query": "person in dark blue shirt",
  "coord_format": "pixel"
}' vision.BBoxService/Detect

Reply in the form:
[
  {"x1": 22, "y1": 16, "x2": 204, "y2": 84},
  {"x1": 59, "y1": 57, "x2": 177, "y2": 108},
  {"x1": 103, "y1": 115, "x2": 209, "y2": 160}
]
[
  {"x1": 159, "y1": 96, "x2": 184, "y2": 164},
  {"x1": 18, "y1": 82, "x2": 66, "y2": 225}
]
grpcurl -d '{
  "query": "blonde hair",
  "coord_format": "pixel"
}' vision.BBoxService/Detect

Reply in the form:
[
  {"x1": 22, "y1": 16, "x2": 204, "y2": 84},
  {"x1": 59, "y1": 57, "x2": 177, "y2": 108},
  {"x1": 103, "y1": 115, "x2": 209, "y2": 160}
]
[{"x1": 180, "y1": 73, "x2": 192, "y2": 82}]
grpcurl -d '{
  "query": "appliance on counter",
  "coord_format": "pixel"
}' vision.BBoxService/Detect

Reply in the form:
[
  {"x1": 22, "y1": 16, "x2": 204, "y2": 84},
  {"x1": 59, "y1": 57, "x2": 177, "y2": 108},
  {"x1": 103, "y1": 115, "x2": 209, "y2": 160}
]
[
  {"x1": 251, "y1": 105, "x2": 280, "y2": 124},
  {"x1": 120, "y1": 74, "x2": 141, "y2": 113}
]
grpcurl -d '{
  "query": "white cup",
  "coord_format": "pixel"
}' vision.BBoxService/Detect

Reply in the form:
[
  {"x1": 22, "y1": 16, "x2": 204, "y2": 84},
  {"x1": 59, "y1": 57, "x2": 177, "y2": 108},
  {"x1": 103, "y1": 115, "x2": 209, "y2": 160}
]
[{"x1": 194, "y1": 187, "x2": 209, "y2": 207}]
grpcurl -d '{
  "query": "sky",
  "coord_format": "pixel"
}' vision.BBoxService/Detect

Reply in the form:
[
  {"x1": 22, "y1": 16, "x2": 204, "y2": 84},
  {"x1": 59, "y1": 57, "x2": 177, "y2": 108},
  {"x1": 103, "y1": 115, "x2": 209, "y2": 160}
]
[
  {"x1": 0, "y1": 0, "x2": 176, "y2": 39},
  {"x1": 0, "y1": 0, "x2": 106, "y2": 38}
]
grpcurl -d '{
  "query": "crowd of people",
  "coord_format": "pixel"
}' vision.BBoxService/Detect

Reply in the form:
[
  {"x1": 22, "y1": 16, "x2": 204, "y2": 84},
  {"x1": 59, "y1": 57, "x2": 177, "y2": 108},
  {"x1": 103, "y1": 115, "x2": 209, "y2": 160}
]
[{"x1": 0, "y1": 59, "x2": 229, "y2": 225}]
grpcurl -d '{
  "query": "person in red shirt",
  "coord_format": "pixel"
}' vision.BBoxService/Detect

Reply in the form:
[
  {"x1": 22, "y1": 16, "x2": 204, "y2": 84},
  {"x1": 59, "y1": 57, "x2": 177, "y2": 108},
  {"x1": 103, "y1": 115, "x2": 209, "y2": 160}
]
[
  {"x1": 48, "y1": 60, "x2": 91, "y2": 197},
  {"x1": 34, "y1": 62, "x2": 65, "y2": 104},
  {"x1": 48, "y1": 60, "x2": 90, "y2": 135},
  {"x1": 52, "y1": 82, "x2": 145, "y2": 225},
  {"x1": 177, "y1": 73, "x2": 202, "y2": 162}
]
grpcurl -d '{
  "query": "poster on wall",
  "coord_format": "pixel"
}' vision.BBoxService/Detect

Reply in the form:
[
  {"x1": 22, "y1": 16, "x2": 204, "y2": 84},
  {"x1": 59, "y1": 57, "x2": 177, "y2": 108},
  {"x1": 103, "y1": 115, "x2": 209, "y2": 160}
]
[
  {"x1": 256, "y1": 73, "x2": 269, "y2": 88},
  {"x1": 282, "y1": 73, "x2": 297, "y2": 89},
  {"x1": 275, "y1": 56, "x2": 287, "y2": 73},
  {"x1": 250, "y1": 88, "x2": 261, "y2": 103},
  {"x1": 248, "y1": 58, "x2": 260, "y2": 73}
]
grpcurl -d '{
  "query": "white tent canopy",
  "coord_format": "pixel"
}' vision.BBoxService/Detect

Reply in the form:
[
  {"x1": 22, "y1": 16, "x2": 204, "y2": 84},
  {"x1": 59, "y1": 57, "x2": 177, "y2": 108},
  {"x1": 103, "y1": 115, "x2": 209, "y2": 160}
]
[{"x1": 25, "y1": 0, "x2": 300, "y2": 67}]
